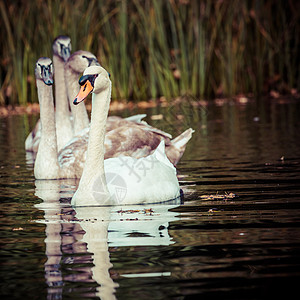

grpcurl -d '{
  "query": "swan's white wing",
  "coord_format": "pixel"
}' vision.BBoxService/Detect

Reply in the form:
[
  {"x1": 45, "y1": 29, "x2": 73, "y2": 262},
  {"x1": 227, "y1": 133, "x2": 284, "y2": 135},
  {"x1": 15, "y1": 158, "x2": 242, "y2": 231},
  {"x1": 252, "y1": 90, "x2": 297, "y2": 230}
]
[{"x1": 104, "y1": 141, "x2": 180, "y2": 205}]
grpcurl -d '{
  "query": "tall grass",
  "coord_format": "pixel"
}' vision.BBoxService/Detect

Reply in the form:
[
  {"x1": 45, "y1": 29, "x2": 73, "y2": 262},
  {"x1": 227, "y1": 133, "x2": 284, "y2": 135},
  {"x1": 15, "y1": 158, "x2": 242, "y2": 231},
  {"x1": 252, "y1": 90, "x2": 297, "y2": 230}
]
[{"x1": 0, "y1": 0, "x2": 299, "y2": 105}]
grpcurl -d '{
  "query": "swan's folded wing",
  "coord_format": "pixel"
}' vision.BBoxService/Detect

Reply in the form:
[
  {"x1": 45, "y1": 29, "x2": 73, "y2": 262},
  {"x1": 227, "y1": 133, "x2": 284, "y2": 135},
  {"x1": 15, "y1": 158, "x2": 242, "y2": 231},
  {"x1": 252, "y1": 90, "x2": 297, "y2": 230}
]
[{"x1": 104, "y1": 126, "x2": 164, "y2": 159}]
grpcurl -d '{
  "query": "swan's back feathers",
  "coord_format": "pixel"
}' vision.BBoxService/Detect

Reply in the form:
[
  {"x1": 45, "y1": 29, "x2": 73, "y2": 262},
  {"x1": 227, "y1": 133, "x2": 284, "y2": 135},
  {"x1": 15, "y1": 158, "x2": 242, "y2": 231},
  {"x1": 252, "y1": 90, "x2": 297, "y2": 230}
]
[
  {"x1": 105, "y1": 116, "x2": 171, "y2": 139},
  {"x1": 104, "y1": 125, "x2": 163, "y2": 159}
]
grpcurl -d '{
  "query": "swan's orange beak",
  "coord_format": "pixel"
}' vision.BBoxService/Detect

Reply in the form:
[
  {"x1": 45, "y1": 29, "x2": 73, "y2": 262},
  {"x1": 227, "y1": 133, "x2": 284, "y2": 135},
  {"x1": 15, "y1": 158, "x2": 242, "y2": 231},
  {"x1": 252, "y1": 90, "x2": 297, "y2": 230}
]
[{"x1": 73, "y1": 80, "x2": 93, "y2": 105}]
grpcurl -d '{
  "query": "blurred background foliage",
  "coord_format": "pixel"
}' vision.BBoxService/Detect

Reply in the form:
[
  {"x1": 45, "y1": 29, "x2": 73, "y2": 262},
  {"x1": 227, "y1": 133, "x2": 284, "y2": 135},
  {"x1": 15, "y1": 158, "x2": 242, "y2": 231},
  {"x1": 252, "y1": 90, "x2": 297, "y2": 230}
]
[{"x1": 0, "y1": 0, "x2": 299, "y2": 105}]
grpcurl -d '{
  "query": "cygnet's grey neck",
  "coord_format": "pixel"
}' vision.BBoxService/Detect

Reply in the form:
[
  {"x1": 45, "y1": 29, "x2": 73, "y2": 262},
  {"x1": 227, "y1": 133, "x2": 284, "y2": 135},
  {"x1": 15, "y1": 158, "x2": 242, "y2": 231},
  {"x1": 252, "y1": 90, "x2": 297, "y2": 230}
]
[{"x1": 65, "y1": 65, "x2": 90, "y2": 133}]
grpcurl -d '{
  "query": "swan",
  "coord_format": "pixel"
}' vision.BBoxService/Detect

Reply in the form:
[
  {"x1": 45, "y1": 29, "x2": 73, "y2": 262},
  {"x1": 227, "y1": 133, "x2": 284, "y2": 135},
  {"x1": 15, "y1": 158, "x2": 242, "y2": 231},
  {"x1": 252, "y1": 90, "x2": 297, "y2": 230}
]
[
  {"x1": 33, "y1": 57, "x2": 61, "y2": 179},
  {"x1": 71, "y1": 65, "x2": 181, "y2": 206},
  {"x1": 25, "y1": 35, "x2": 73, "y2": 152},
  {"x1": 52, "y1": 35, "x2": 74, "y2": 151}
]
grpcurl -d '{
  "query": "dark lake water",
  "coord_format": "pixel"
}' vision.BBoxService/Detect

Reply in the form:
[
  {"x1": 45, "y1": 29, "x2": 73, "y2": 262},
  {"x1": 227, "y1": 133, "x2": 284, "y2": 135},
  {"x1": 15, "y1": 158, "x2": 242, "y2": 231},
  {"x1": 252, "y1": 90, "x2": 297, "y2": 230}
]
[{"x1": 1, "y1": 99, "x2": 300, "y2": 299}]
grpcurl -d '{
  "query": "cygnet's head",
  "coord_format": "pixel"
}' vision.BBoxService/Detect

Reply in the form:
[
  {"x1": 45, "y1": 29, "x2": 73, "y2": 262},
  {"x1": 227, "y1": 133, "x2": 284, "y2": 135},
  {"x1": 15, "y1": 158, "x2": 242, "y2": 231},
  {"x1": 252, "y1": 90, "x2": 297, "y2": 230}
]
[
  {"x1": 52, "y1": 35, "x2": 72, "y2": 62},
  {"x1": 65, "y1": 50, "x2": 100, "y2": 73},
  {"x1": 35, "y1": 57, "x2": 54, "y2": 85}
]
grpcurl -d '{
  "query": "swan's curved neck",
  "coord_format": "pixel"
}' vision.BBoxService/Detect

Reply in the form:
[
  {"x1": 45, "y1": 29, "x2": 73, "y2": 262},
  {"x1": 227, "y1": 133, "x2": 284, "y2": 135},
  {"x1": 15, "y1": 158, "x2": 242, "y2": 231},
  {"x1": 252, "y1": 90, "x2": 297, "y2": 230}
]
[
  {"x1": 34, "y1": 79, "x2": 60, "y2": 179},
  {"x1": 53, "y1": 55, "x2": 69, "y2": 117},
  {"x1": 53, "y1": 55, "x2": 73, "y2": 150},
  {"x1": 74, "y1": 82, "x2": 112, "y2": 203},
  {"x1": 65, "y1": 66, "x2": 89, "y2": 133}
]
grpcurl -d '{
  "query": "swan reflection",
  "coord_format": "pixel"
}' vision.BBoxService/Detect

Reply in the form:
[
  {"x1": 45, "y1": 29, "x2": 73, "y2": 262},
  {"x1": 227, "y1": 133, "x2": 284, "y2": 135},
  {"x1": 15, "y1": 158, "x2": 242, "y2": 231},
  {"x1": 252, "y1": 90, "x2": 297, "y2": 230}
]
[{"x1": 35, "y1": 180, "x2": 180, "y2": 299}]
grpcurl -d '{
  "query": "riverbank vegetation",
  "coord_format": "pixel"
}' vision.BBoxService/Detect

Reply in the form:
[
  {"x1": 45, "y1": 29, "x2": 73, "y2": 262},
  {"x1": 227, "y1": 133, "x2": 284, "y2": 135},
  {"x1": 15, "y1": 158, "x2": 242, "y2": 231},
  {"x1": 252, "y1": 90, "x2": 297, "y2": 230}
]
[{"x1": 0, "y1": 0, "x2": 299, "y2": 106}]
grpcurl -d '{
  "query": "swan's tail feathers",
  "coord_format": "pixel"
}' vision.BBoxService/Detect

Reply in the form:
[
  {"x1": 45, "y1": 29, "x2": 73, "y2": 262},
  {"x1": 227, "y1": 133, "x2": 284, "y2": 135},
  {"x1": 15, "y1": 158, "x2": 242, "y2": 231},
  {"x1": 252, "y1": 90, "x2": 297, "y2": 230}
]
[
  {"x1": 172, "y1": 128, "x2": 195, "y2": 149},
  {"x1": 168, "y1": 128, "x2": 195, "y2": 165},
  {"x1": 125, "y1": 114, "x2": 147, "y2": 123}
]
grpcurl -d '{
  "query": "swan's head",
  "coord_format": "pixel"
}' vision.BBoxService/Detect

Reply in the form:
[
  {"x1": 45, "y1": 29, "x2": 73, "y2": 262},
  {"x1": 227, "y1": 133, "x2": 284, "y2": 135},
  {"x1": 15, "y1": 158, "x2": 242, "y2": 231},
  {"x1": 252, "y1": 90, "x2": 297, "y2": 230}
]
[
  {"x1": 35, "y1": 57, "x2": 54, "y2": 85},
  {"x1": 73, "y1": 66, "x2": 111, "y2": 105},
  {"x1": 52, "y1": 35, "x2": 72, "y2": 62},
  {"x1": 65, "y1": 50, "x2": 100, "y2": 73}
]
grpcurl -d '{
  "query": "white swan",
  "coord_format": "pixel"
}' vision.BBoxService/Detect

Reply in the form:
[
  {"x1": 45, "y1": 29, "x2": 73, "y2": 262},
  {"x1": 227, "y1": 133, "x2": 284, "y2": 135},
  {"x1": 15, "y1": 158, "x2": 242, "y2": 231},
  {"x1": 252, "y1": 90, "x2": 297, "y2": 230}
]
[
  {"x1": 71, "y1": 66, "x2": 181, "y2": 206},
  {"x1": 25, "y1": 35, "x2": 73, "y2": 152}
]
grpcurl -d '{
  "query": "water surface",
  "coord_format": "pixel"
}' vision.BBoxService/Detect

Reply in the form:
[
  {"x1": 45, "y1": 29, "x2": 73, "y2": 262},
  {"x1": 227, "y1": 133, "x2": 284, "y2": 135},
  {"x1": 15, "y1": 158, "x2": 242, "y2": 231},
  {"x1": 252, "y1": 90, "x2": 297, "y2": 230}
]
[{"x1": 1, "y1": 99, "x2": 300, "y2": 299}]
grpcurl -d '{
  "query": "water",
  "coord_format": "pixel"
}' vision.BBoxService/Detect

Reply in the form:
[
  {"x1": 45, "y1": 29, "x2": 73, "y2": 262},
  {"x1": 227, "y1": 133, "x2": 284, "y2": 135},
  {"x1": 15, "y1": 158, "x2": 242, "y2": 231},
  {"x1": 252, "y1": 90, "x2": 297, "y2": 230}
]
[{"x1": 1, "y1": 99, "x2": 300, "y2": 299}]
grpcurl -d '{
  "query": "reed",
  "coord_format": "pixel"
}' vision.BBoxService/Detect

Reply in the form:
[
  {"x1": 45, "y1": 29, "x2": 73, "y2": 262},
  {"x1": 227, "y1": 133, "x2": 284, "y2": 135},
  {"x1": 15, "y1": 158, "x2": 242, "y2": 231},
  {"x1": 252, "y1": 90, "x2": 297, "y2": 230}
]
[{"x1": 0, "y1": 0, "x2": 299, "y2": 105}]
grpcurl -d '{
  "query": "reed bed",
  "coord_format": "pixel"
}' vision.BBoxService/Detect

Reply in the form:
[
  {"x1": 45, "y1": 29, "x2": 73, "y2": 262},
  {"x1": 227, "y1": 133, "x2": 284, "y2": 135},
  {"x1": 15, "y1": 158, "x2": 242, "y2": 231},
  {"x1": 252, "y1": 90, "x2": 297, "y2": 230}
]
[{"x1": 0, "y1": 0, "x2": 299, "y2": 105}]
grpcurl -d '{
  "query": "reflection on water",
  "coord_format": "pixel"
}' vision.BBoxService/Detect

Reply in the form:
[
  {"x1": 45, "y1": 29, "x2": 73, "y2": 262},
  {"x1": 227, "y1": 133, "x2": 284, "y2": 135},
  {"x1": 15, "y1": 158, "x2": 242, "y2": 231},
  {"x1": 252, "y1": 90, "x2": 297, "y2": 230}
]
[
  {"x1": 1, "y1": 100, "x2": 300, "y2": 299},
  {"x1": 34, "y1": 179, "x2": 180, "y2": 299}
]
